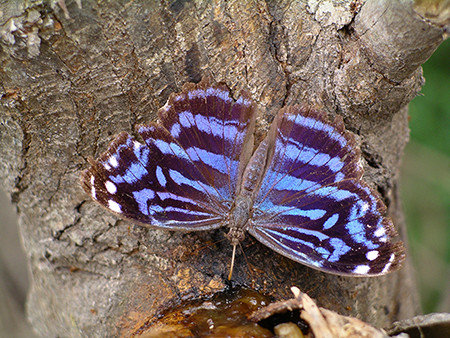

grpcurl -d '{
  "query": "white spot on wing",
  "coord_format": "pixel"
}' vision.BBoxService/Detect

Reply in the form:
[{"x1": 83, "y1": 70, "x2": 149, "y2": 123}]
[
  {"x1": 381, "y1": 253, "x2": 396, "y2": 274},
  {"x1": 353, "y1": 265, "x2": 370, "y2": 275},
  {"x1": 105, "y1": 181, "x2": 117, "y2": 194},
  {"x1": 374, "y1": 227, "x2": 386, "y2": 238},
  {"x1": 366, "y1": 250, "x2": 379, "y2": 261},
  {"x1": 389, "y1": 253, "x2": 395, "y2": 262},
  {"x1": 90, "y1": 175, "x2": 97, "y2": 200},
  {"x1": 109, "y1": 156, "x2": 119, "y2": 168},
  {"x1": 108, "y1": 200, "x2": 122, "y2": 213}
]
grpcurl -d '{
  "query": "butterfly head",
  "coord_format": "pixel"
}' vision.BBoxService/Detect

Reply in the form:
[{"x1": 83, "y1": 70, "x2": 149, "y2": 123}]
[{"x1": 225, "y1": 195, "x2": 255, "y2": 279}]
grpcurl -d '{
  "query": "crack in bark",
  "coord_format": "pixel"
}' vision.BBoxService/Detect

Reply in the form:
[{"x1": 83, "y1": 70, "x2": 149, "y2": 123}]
[
  {"x1": 51, "y1": 208, "x2": 82, "y2": 240},
  {"x1": 11, "y1": 111, "x2": 31, "y2": 205},
  {"x1": 356, "y1": 1, "x2": 390, "y2": 38}
]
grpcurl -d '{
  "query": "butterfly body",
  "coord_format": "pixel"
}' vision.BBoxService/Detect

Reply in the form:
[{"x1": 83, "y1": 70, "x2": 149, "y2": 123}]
[
  {"x1": 81, "y1": 78, "x2": 405, "y2": 277},
  {"x1": 226, "y1": 195, "x2": 253, "y2": 245}
]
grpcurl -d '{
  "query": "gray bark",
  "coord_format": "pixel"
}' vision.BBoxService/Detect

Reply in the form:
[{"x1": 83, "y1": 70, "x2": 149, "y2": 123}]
[{"x1": 0, "y1": 0, "x2": 446, "y2": 336}]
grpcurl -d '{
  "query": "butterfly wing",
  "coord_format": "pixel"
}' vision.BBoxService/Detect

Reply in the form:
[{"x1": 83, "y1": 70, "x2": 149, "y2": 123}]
[
  {"x1": 81, "y1": 79, "x2": 255, "y2": 230},
  {"x1": 248, "y1": 106, "x2": 405, "y2": 276}
]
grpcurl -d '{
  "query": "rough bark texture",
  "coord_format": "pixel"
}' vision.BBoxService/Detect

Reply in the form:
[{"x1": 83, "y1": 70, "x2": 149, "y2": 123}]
[{"x1": 0, "y1": 0, "x2": 446, "y2": 336}]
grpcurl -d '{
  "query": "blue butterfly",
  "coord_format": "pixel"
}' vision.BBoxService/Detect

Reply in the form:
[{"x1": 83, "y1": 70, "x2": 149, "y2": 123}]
[{"x1": 81, "y1": 78, "x2": 405, "y2": 279}]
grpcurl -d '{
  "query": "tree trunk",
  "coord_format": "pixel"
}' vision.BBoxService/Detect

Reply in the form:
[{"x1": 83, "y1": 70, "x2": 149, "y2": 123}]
[{"x1": 0, "y1": 0, "x2": 446, "y2": 336}]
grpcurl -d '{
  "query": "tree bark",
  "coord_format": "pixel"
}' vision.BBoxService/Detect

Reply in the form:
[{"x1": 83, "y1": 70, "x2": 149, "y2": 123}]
[{"x1": 0, "y1": 0, "x2": 446, "y2": 336}]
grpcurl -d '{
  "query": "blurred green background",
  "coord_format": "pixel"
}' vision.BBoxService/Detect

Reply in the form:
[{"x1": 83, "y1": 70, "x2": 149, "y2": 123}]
[{"x1": 401, "y1": 38, "x2": 450, "y2": 313}]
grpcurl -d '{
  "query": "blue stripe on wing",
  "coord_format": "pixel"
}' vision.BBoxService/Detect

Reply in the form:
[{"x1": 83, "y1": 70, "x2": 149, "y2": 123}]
[
  {"x1": 248, "y1": 106, "x2": 405, "y2": 276},
  {"x1": 81, "y1": 79, "x2": 256, "y2": 231}
]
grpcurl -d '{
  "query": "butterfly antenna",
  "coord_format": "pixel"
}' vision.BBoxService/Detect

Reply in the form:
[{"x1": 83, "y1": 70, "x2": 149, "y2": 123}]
[{"x1": 228, "y1": 243, "x2": 237, "y2": 280}]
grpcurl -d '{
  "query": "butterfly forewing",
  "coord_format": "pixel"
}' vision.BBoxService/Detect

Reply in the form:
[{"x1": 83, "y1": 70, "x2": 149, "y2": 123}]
[
  {"x1": 81, "y1": 79, "x2": 256, "y2": 231},
  {"x1": 248, "y1": 106, "x2": 405, "y2": 276},
  {"x1": 155, "y1": 81, "x2": 255, "y2": 200}
]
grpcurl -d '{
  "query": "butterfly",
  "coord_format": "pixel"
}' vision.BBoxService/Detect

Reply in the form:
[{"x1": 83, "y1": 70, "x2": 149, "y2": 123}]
[{"x1": 80, "y1": 77, "x2": 405, "y2": 279}]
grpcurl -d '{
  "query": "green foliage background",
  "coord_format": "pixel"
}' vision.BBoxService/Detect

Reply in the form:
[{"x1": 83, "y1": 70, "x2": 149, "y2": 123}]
[{"x1": 401, "y1": 39, "x2": 449, "y2": 313}]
